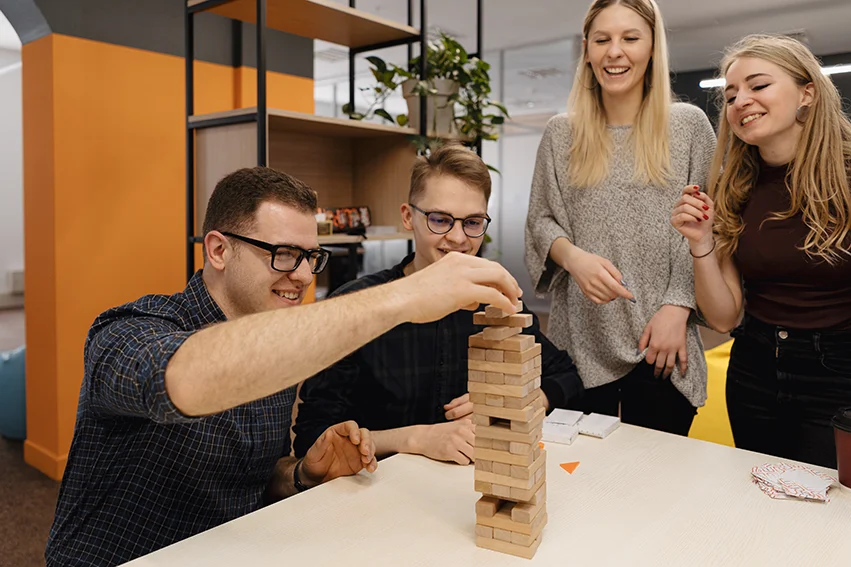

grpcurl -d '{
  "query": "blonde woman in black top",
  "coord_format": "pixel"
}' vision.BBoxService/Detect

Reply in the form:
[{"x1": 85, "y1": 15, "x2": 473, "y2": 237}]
[{"x1": 671, "y1": 34, "x2": 851, "y2": 468}]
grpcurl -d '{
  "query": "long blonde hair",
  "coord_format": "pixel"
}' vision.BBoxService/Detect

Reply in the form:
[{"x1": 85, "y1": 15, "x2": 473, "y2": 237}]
[
  {"x1": 566, "y1": 0, "x2": 672, "y2": 188},
  {"x1": 708, "y1": 34, "x2": 851, "y2": 263}
]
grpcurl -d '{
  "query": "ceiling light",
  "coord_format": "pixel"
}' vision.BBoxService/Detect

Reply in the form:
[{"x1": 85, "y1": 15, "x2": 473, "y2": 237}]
[{"x1": 700, "y1": 63, "x2": 851, "y2": 89}]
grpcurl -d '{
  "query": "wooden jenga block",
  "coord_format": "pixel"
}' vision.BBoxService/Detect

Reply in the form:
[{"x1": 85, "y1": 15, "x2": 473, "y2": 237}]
[
  {"x1": 509, "y1": 431, "x2": 543, "y2": 455},
  {"x1": 509, "y1": 472, "x2": 546, "y2": 501},
  {"x1": 493, "y1": 527, "x2": 512, "y2": 543},
  {"x1": 473, "y1": 398, "x2": 541, "y2": 422},
  {"x1": 485, "y1": 372, "x2": 504, "y2": 385},
  {"x1": 491, "y1": 439, "x2": 510, "y2": 452},
  {"x1": 504, "y1": 389, "x2": 541, "y2": 410},
  {"x1": 468, "y1": 377, "x2": 541, "y2": 399},
  {"x1": 470, "y1": 392, "x2": 487, "y2": 405},
  {"x1": 482, "y1": 326, "x2": 521, "y2": 341},
  {"x1": 474, "y1": 446, "x2": 538, "y2": 466},
  {"x1": 504, "y1": 367, "x2": 542, "y2": 386},
  {"x1": 475, "y1": 525, "x2": 493, "y2": 539},
  {"x1": 475, "y1": 459, "x2": 493, "y2": 473},
  {"x1": 475, "y1": 436, "x2": 492, "y2": 449},
  {"x1": 534, "y1": 355, "x2": 541, "y2": 368},
  {"x1": 484, "y1": 300, "x2": 522, "y2": 318},
  {"x1": 485, "y1": 349, "x2": 504, "y2": 362},
  {"x1": 469, "y1": 332, "x2": 535, "y2": 352},
  {"x1": 492, "y1": 461, "x2": 512, "y2": 476},
  {"x1": 473, "y1": 414, "x2": 494, "y2": 426},
  {"x1": 512, "y1": 488, "x2": 546, "y2": 523},
  {"x1": 473, "y1": 312, "x2": 534, "y2": 328},
  {"x1": 468, "y1": 358, "x2": 535, "y2": 376},
  {"x1": 476, "y1": 535, "x2": 541, "y2": 560},
  {"x1": 474, "y1": 450, "x2": 546, "y2": 490},
  {"x1": 476, "y1": 421, "x2": 541, "y2": 444},
  {"x1": 468, "y1": 347, "x2": 486, "y2": 361},
  {"x1": 491, "y1": 484, "x2": 512, "y2": 499},
  {"x1": 503, "y1": 343, "x2": 542, "y2": 364},
  {"x1": 485, "y1": 394, "x2": 504, "y2": 407},
  {"x1": 475, "y1": 495, "x2": 501, "y2": 517},
  {"x1": 534, "y1": 466, "x2": 545, "y2": 483},
  {"x1": 510, "y1": 406, "x2": 546, "y2": 433},
  {"x1": 469, "y1": 370, "x2": 487, "y2": 383},
  {"x1": 510, "y1": 512, "x2": 547, "y2": 547},
  {"x1": 475, "y1": 480, "x2": 492, "y2": 493}
]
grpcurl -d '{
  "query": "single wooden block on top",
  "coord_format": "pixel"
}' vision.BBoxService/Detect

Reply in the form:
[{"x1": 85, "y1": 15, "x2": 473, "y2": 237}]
[
  {"x1": 484, "y1": 300, "x2": 523, "y2": 319},
  {"x1": 469, "y1": 332, "x2": 535, "y2": 352},
  {"x1": 482, "y1": 326, "x2": 522, "y2": 342},
  {"x1": 473, "y1": 312, "x2": 534, "y2": 328}
]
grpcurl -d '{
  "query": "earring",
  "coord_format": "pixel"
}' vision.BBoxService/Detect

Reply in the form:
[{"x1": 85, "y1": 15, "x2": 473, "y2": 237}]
[{"x1": 796, "y1": 105, "x2": 810, "y2": 123}]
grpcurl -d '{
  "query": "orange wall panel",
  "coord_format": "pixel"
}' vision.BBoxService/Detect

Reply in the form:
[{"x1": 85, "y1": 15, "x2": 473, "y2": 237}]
[{"x1": 23, "y1": 33, "x2": 314, "y2": 479}]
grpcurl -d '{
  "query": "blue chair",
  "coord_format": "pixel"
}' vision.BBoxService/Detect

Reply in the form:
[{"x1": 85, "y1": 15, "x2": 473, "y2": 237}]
[{"x1": 0, "y1": 346, "x2": 26, "y2": 440}]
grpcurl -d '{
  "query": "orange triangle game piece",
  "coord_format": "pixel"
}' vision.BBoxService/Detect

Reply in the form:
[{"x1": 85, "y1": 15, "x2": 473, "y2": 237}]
[
  {"x1": 560, "y1": 462, "x2": 580, "y2": 474},
  {"x1": 538, "y1": 441, "x2": 545, "y2": 449}
]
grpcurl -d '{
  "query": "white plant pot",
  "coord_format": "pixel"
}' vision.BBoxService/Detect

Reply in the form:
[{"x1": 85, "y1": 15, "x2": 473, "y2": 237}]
[{"x1": 402, "y1": 78, "x2": 459, "y2": 137}]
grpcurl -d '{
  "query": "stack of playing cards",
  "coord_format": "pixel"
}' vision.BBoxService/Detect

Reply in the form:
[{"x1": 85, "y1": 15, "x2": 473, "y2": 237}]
[
  {"x1": 751, "y1": 463, "x2": 839, "y2": 502},
  {"x1": 542, "y1": 410, "x2": 620, "y2": 445}
]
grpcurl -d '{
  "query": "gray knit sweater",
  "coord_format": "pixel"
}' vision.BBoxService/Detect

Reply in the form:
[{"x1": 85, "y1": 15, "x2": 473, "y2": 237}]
[{"x1": 525, "y1": 102, "x2": 716, "y2": 407}]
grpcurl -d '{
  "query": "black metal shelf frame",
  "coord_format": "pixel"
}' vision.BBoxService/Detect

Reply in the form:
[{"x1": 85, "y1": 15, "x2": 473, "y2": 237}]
[{"x1": 185, "y1": 0, "x2": 484, "y2": 282}]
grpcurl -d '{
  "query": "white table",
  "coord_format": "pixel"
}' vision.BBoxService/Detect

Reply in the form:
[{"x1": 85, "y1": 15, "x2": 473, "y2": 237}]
[{"x1": 124, "y1": 425, "x2": 851, "y2": 566}]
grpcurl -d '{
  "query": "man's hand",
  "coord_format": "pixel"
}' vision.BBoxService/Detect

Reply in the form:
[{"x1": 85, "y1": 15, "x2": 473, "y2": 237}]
[
  {"x1": 411, "y1": 420, "x2": 476, "y2": 465},
  {"x1": 638, "y1": 305, "x2": 691, "y2": 378},
  {"x1": 444, "y1": 394, "x2": 473, "y2": 421},
  {"x1": 395, "y1": 252, "x2": 522, "y2": 324},
  {"x1": 300, "y1": 421, "x2": 378, "y2": 487}
]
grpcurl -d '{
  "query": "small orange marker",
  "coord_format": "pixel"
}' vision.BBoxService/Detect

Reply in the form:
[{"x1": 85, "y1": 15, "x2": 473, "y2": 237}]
[
  {"x1": 560, "y1": 462, "x2": 580, "y2": 474},
  {"x1": 538, "y1": 441, "x2": 545, "y2": 449}
]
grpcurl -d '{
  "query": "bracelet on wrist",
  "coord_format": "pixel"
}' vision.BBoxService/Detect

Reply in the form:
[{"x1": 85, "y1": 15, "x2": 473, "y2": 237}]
[
  {"x1": 690, "y1": 239, "x2": 716, "y2": 259},
  {"x1": 293, "y1": 458, "x2": 310, "y2": 493}
]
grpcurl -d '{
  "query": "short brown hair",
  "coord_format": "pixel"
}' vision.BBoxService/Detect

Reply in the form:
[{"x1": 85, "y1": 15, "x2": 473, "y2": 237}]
[
  {"x1": 202, "y1": 166, "x2": 318, "y2": 236},
  {"x1": 409, "y1": 143, "x2": 491, "y2": 204}
]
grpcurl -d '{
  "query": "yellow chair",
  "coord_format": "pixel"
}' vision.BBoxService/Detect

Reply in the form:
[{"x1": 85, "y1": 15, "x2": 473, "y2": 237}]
[{"x1": 689, "y1": 340, "x2": 735, "y2": 447}]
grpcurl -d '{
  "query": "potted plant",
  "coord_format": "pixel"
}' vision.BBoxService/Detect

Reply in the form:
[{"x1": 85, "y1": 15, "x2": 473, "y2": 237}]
[{"x1": 343, "y1": 32, "x2": 509, "y2": 151}]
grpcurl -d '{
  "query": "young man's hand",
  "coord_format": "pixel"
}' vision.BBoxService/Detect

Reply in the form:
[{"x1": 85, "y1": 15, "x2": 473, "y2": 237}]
[
  {"x1": 444, "y1": 393, "x2": 473, "y2": 421},
  {"x1": 300, "y1": 421, "x2": 378, "y2": 487},
  {"x1": 410, "y1": 420, "x2": 476, "y2": 465}
]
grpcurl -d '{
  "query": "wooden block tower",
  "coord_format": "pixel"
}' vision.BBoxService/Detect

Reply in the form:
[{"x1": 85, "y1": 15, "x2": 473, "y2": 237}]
[{"x1": 470, "y1": 301, "x2": 548, "y2": 559}]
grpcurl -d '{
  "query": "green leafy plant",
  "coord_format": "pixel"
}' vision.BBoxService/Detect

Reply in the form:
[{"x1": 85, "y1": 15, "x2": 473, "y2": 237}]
[{"x1": 343, "y1": 32, "x2": 509, "y2": 154}]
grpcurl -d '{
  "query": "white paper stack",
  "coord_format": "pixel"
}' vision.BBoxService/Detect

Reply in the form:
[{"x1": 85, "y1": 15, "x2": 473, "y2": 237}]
[
  {"x1": 541, "y1": 410, "x2": 620, "y2": 444},
  {"x1": 751, "y1": 463, "x2": 839, "y2": 502},
  {"x1": 577, "y1": 413, "x2": 620, "y2": 439}
]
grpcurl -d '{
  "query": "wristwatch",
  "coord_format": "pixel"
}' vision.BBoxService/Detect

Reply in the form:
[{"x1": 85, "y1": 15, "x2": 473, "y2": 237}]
[{"x1": 293, "y1": 458, "x2": 309, "y2": 493}]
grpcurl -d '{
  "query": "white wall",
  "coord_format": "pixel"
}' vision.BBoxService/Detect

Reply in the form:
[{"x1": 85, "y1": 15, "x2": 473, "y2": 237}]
[{"x1": 0, "y1": 47, "x2": 23, "y2": 295}]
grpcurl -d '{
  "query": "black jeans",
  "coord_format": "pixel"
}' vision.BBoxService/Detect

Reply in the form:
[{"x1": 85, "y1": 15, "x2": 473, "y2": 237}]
[
  {"x1": 726, "y1": 313, "x2": 851, "y2": 468},
  {"x1": 568, "y1": 361, "x2": 697, "y2": 436}
]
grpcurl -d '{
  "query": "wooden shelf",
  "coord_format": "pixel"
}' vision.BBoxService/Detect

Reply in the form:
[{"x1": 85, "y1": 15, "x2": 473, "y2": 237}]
[
  {"x1": 190, "y1": 107, "x2": 417, "y2": 139},
  {"x1": 188, "y1": 0, "x2": 419, "y2": 49},
  {"x1": 318, "y1": 232, "x2": 413, "y2": 245}
]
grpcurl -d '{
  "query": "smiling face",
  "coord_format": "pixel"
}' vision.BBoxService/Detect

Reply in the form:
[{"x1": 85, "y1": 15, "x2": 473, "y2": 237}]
[
  {"x1": 215, "y1": 200, "x2": 318, "y2": 318},
  {"x1": 401, "y1": 174, "x2": 489, "y2": 273},
  {"x1": 585, "y1": 3, "x2": 653, "y2": 102},
  {"x1": 724, "y1": 56, "x2": 814, "y2": 159}
]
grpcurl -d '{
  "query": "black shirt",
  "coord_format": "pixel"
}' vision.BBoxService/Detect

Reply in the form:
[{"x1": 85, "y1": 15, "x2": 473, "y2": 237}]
[{"x1": 293, "y1": 253, "x2": 584, "y2": 457}]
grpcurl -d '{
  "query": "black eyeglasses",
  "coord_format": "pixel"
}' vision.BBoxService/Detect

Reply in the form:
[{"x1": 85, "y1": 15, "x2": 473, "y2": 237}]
[
  {"x1": 409, "y1": 204, "x2": 491, "y2": 238},
  {"x1": 221, "y1": 232, "x2": 331, "y2": 274}
]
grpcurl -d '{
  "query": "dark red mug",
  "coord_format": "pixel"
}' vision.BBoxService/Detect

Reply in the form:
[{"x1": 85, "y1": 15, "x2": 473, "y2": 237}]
[{"x1": 833, "y1": 407, "x2": 851, "y2": 488}]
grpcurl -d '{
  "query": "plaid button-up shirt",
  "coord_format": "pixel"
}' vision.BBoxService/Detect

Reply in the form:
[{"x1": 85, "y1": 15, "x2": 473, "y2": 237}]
[
  {"x1": 293, "y1": 253, "x2": 584, "y2": 457},
  {"x1": 46, "y1": 272, "x2": 296, "y2": 567}
]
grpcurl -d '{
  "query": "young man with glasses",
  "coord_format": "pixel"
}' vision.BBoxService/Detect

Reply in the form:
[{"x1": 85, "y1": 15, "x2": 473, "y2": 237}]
[
  {"x1": 294, "y1": 144, "x2": 584, "y2": 465},
  {"x1": 46, "y1": 166, "x2": 522, "y2": 567}
]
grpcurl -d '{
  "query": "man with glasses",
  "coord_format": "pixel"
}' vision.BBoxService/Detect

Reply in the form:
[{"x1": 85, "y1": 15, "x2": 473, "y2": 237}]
[
  {"x1": 46, "y1": 166, "x2": 522, "y2": 567},
  {"x1": 294, "y1": 144, "x2": 584, "y2": 465}
]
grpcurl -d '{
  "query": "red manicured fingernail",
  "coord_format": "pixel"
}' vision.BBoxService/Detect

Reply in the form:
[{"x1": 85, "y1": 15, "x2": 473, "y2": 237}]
[
  {"x1": 703, "y1": 214, "x2": 709, "y2": 220},
  {"x1": 702, "y1": 205, "x2": 709, "y2": 210}
]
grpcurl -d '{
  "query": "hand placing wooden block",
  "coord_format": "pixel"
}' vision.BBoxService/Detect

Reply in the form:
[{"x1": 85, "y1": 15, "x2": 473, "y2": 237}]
[{"x1": 484, "y1": 300, "x2": 523, "y2": 319}]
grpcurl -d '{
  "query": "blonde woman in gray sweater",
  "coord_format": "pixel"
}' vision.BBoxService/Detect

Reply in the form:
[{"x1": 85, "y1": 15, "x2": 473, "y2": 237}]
[{"x1": 525, "y1": 0, "x2": 716, "y2": 435}]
